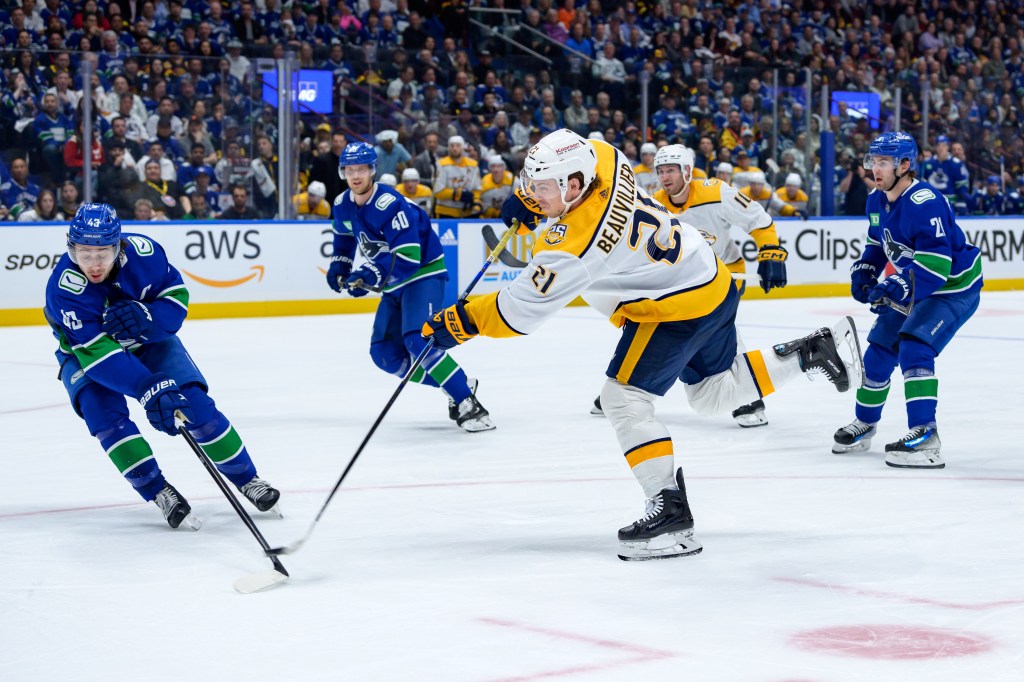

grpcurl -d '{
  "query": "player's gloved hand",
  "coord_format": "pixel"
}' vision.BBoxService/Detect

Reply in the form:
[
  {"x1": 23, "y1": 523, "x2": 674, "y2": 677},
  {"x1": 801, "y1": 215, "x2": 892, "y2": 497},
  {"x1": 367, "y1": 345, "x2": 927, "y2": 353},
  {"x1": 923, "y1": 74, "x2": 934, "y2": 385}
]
[
  {"x1": 756, "y1": 244, "x2": 788, "y2": 293},
  {"x1": 453, "y1": 188, "x2": 476, "y2": 209},
  {"x1": 345, "y1": 262, "x2": 384, "y2": 298},
  {"x1": 137, "y1": 373, "x2": 193, "y2": 436},
  {"x1": 421, "y1": 301, "x2": 478, "y2": 349},
  {"x1": 326, "y1": 255, "x2": 353, "y2": 293},
  {"x1": 868, "y1": 274, "x2": 911, "y2": 315},
  {"x1": 850, "y1": 261, "x2": 879, "y2": 304},
  {"x1": 102, "y1": 300, "x2": 155, "y2": 343},
  {"x1": 794, "y1": 208, "x2": 809, "y2": 220},
  {"x1": 500, "y1": 188, "x2": 545, "y2": 235}
]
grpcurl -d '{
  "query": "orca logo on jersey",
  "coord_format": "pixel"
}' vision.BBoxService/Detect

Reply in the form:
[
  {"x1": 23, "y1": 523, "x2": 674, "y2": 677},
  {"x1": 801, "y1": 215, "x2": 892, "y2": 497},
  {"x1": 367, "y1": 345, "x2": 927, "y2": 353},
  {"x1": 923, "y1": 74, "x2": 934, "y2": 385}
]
[
  {"x1": 882, "y1": 228, "x2": 914, "y2": 264},
  {"x1": 358, "y1": 232, "x2": 391, "y2": 259}
]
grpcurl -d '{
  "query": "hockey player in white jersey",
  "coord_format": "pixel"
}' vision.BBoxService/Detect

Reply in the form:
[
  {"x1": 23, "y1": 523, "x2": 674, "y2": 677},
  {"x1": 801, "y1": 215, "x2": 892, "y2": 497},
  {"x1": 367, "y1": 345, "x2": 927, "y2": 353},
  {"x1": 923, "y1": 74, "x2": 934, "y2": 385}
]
[{"x1": 422, "y1": 130, "x2": 863, "y2": 560}]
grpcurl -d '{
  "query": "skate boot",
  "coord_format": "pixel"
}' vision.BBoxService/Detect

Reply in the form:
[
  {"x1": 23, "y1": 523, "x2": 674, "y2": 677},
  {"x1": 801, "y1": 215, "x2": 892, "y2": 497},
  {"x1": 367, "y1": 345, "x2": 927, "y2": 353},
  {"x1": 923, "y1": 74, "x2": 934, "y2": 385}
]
[
  {"x1": 239, "y1": 477, "x2": 282, "y2": 517},
  {"x1": 773, "y1": 316, "x2": 864, "y2": 392},
  {"x1": 590, "y1": 396, "x2": 604, "y2": 416},
  {"x1": 832, "y1": 419, "x2": 877, "y2": 454},
  {"x1": 618, "y1": 468, "x2": 702, "y2": 561},
  {"x1": 885, "y1": 426, "x2": 943, "y2": 469},
  {"x1": 732, "y1": 399, "x2": 767, "y2": 428},
  {"x1": 456, "y1": 391, "x2": 495, "y2": 432},
  {"x1": 154, "y1": 482, "x2": 202, "y2": 530},
  {"x1": 447, "y1": 378, "x2": 478, "y2": 421}
]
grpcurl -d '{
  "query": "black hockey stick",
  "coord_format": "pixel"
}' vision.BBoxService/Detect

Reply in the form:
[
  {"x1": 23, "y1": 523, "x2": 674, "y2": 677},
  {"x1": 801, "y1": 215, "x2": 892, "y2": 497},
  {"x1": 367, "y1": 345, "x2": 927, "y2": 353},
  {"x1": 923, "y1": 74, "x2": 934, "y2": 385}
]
[
  {"x1": 266, "y1": 220, "x2": 521, "y2": 557},
  {"x1": 876, "y1": 269, "x2": 915, "y2": 315},
  {"x1": 482, "y1": 223, "x2": 529, "y2": 268},
  {"x1": 174, "y1": 410, "x2": 289, "y2": 594}
]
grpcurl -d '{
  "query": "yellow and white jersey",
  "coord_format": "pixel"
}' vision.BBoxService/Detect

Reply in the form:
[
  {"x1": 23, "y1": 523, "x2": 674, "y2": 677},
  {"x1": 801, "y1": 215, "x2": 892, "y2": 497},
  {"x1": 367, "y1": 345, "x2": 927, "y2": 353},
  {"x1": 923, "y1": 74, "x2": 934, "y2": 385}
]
[
  {"x1": 633, "y1": 162, "x2": 659, "y2": 197},
  {"x1": 480, "y1": 170, "x2": 514, "y2": 218},
  {"x1": 433, "y1": 155, "x2": 481, "y2": 218},
  {"x1": 773, "y1": 186, "x2": 808, "y2": 216},
  {"x1": 465, "y1": 140, "x2": 733, "y2": 337},
  {"x1": 397, "y1": 182, "x2": 434, "y2": 214},
  {"x1": 730, "y1": 164, "x2": 763, "y2": 189},
  {"x1": 741, "y1": 184, "x2": 797, "y2": 218},
  {"x1": 651, "y1": 177, "x2": 777, "y2": 266}
]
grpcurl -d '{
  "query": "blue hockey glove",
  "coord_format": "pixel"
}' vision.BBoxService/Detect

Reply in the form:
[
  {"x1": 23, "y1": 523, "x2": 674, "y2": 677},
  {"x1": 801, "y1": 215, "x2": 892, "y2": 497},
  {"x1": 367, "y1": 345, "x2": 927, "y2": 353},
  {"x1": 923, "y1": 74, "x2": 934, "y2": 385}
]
[
  {"x1": 345, "y1": 262, "x2": 384, "y2": 297},
  {"x1": 102, "y1": 300, "x2": 156, "y2": 343},
  {"x1": 868, "y1": 274, "x2": 911, "y2": 314},
  {"x1": 137, "y1": 373, "x2": 193, "y2": 436},
  {"x1": 326, "y1": 255, "x2": 353, "y2": 293},
  {"x1": 500, "y1": 189, "x2": 545, "y2": 234},
  {"x1": 850, "y1": 261, "x2": 879, "y2": 304},
  {"x1": 794, "y1": 208, "x2": 809, "y2": 220},
  {"x1": 421, "y1": 301, "x2": 477, "y2": 349},
  {"x1": 756, "y1": 244, "x2": 788, "y2": 293}
]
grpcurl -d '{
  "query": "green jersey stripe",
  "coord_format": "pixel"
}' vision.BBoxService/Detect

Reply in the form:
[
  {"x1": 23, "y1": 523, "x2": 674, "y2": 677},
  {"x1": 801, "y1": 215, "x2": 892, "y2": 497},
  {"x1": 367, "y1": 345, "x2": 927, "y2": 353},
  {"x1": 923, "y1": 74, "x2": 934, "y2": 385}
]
[
  {"x1": 107, "y1": 435, "x2": 154, "y2": 473},
  {"x1": 935, "y1": 254, "x2": 983, "y2": 294},
  {"x1": 198, "y1": 426, "x2": 244, "y2": 463},
  {"x1": 382, "y1": 256, "x2": 446, "y2": 293}
]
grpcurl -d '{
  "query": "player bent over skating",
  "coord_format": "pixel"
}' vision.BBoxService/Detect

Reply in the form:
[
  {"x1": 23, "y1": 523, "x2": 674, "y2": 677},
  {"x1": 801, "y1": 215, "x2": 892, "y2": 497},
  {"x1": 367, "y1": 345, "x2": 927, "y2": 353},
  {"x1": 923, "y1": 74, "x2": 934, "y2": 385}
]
[
  {"x1": 327, "y1": 142, "x2": 494, "y2": 432},
  {"x1": 422, "y1": 130, "x2": 864, "y2": 560},
  {"x1": 45, "y1": 204, "x2": 280, "y2": 530},
  {"x1": 833, "y1": 132, "x2": 983, "y2": 469}
]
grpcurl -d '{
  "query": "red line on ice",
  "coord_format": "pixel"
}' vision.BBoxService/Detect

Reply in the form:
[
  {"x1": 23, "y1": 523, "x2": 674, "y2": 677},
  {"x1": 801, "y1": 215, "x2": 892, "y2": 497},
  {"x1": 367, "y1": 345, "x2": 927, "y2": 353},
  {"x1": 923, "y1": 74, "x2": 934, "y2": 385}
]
[{"x1": 775, "y1": 576, "x2": 1024, "y2": 610}]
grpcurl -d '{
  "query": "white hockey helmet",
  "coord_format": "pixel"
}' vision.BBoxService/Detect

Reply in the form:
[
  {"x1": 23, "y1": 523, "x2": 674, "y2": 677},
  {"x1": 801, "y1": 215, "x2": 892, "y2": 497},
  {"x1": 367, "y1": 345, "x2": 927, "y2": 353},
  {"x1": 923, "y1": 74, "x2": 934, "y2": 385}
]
[
  {"x1": 640, "y1": 142, "x2": 657, "y2": 157},
  {"x1": 716, "y1": 162, "x2": 733, "y2": 176},
  {"x1": 401, "y1": 167, "x2": 420, "y2": 182},
  {"x1": 785, "y1": 172, "x2": 802, "y2": 188},
  {"x1": 654, "y1": 144, "x2": 695, "y2": 191},
  {"x1": 307, "y1": 180, "x2": 327, "y2": 197},
  {"x1": 748, "y1": 170, "x2": 767, "y2": 186},
  {"x1": 521, "y1": 128, "x2": 598, "y2": 215},
  {"x1": 379, "y1": 173, "x2": 397, "y2": 187}
]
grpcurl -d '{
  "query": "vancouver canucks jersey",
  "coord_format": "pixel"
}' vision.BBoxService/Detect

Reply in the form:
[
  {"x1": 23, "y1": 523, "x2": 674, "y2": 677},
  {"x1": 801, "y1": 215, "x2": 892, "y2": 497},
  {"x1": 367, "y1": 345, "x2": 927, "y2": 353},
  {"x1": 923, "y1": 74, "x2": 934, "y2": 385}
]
[
  {"x1": 863, "y1": 181, "x2": 982, "y2": 300},
  {"x1": 330, "y1": 183, "x2": 447, "y2": 294},
  {"x1": 464, "y1": 139, "x2": 731, "y2": 337},
  {"x1": 920, "y1": 155, "x2": 970, "y2": 207},
  {"x1": 44, "y1": 233, "x2": 191, "y2": 398}
]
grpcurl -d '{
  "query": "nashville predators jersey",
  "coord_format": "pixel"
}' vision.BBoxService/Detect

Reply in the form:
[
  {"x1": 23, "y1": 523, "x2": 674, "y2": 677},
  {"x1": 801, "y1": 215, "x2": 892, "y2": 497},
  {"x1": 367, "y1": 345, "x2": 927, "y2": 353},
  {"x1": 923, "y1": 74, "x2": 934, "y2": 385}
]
[
  {"x1": 465, "y1": 139, "x2": 733, "y2": 337},
  {"x1": 480, "y1": 170, "x2": 514, "y2": 218},
  {"x1": 773, "y1": 186, "x2": 808, "y2": 215},
  {"x1": 397, "y1": 182, "x2": 434, "y2": 214},
  {"x1": 653, "y1": 177, "x2": 776, "y2": 266},
  {"x1": 633, "y1": 162, "x2": 659, "y2": 196},
  {"x1": 741, "y1": 184, "x2": 797, "y2": 218}
]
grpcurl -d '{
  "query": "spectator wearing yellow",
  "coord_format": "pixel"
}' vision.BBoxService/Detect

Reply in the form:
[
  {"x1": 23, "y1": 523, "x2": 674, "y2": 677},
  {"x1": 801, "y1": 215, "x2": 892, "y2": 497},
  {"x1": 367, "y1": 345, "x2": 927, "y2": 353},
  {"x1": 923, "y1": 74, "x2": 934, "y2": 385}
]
[
  {"x1": 433, "y1": 135, "x2": 482, "y2": 218},
  {"x1": 479, "y1": 156, "x2": 514, "y2": 218},
  {"x1": 397, "y1": 168, "x2": 434, "y2": 214},
  {"x1": 740, "y1": 171, "x2": 806, "y2": 219},
  {"x1": 729, "y1": 148, "x2": 763, "y2": 189},
  {"x1": 775, "y1": 173, "x2": 809, "y2": 217},
  {"x1": 293, "y1": 180, "x2": 330, "y2": 218}
]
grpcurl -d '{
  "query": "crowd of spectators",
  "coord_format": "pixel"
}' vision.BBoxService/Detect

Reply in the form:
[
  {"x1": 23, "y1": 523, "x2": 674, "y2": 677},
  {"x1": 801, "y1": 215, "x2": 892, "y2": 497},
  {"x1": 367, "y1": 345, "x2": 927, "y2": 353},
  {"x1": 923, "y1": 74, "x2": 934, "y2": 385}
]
[{"x1": 4, "y1": 0, "x2": 1024, "y2": 223}]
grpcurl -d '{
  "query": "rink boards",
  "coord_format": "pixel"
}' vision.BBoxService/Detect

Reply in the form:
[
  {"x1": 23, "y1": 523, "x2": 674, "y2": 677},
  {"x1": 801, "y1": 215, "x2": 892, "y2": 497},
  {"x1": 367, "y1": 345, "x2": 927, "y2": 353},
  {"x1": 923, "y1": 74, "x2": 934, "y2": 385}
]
[{"x1": 2, "y1": 217, "x2": 1022, "y2": 326}]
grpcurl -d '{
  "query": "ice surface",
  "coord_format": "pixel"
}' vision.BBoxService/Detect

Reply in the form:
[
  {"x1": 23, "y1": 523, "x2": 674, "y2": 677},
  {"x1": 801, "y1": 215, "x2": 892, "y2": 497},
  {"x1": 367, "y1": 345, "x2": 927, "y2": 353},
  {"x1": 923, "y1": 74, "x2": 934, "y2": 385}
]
[{"x1": 2, "y1": 293, "x2": 1022, "y2": 681}]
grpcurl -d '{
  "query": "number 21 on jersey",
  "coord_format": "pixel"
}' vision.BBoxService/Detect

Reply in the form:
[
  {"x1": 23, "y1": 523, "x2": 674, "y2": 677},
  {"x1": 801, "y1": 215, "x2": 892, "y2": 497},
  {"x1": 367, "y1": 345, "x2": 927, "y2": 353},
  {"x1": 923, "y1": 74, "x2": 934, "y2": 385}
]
[{"x1": 627, "y1": 208, "x2": 683, "y2": 265}]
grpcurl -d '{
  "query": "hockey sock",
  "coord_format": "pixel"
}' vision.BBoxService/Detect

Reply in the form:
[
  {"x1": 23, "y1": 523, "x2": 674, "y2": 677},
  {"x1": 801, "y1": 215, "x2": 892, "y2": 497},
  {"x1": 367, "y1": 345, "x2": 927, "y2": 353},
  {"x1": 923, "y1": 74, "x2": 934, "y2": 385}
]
[
  {"x1": 407, "y1": 337, "x2": 472, "y2": 403},
  {"x1": 898, "y1": 338, "x2": 938, "y2": 428},
  {"x1": 188, "y1": 414, "x2": 257, "y2": 487},
  {"x1": 97, "y1": 418, "x2": 163, "y2": 501},
  {"x1": 854, "y1": 378, "x2": 890, "y2": 425},
  {"x1": 602, "y1": 380, "x2": 675, "y2": 497}
]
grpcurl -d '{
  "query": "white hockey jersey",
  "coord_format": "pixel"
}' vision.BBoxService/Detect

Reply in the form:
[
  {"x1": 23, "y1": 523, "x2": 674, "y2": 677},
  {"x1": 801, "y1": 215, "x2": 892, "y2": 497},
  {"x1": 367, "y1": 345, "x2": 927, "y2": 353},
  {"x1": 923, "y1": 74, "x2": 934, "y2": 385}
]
[{"x1": 465, "y1": 140, "x2": 733, "y2": 336}]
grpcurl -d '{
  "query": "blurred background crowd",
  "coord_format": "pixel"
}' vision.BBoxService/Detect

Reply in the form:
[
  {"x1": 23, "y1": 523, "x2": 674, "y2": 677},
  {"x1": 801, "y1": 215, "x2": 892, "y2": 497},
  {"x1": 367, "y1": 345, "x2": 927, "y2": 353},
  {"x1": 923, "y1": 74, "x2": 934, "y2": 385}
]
[{"x1": 3, "y1": 0, "x2": 1024, "y2": 223}]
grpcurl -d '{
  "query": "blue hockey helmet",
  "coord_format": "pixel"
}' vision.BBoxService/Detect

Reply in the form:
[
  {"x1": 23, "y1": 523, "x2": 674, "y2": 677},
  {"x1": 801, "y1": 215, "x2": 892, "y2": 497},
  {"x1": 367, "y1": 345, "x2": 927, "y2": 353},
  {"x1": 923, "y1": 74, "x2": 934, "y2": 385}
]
[
  {"x1": 864, "y1": 132, "x2": 918, "y2": 173},
  {"x1": 68, "y1": 203, "x2": 121, "y2": 247},
  {"x1": 338, "y1": 141, "x2": 377, "y2": 179}
]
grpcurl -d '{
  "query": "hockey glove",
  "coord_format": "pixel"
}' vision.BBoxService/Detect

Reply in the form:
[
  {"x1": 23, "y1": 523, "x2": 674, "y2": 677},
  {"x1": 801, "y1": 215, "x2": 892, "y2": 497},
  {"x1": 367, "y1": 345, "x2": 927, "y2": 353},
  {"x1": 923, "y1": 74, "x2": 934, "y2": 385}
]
[
  {"x1": 500, "y1": 189, "x2": 546, "y2": 235},
  {"x1": 102, "y1": 300, "x2": 156, "y2": 344},
  {"x1": 345, "y1": 262, "x2": 384, "y2": 297},
  {"x1": 756, "y1": 244, "x2": 788, "y2": 293},
  {"x1": 453, "y1": 188, "x2": 477, "y2": 209},
  {"x1": 326, "y1": 255, "x2": 353, "y2": 293},
  {"x1": 868, "y1": 274, "x2": 911, "y2": 315},
  {"x1": 421, "y1": 301, "x2": 478, "y2": 350},
  {"x1": 137, "y1": 373, "x2": 193, "y2": 436},
  {"x1": 794, "y1": 208, "x2": 809, "y2": 220},
  {"x1": 850, "y1": 261, "x2": 879, "y2": 304}
]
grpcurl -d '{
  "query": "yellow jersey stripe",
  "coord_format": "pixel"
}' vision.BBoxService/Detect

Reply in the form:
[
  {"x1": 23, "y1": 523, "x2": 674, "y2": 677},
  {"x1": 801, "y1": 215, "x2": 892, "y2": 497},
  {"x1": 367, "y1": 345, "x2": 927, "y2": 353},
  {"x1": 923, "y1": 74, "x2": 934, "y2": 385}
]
[
  {"x1": 743, "y1": 350, "x2": 776, "y2": 398},
  {"x1": 624, "y1": 437, "x2": 674, "y2": 468},
  {"x1": 465, "y1": 292, "x2": 525, "y2": 338},
  {"x1": 610, "y1": 258, "x2": 732, "y2": 326},
  {"x1": 614, "y1": 321, "x2": 659, "y2": 384}
]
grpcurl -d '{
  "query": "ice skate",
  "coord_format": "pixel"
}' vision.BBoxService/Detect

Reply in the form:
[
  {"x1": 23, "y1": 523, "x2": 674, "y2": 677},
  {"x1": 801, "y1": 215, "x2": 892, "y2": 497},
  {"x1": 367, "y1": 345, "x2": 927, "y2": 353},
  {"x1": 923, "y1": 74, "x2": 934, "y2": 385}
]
[
  {"x1": 774, "y1": 316, "x2": 864, "y2": 392},
  {"x1": 447, "y1": 378, "x2": 479, "y2": 421},
  {"x1": 239, "y1": 477, "x2": 283, "y2": 517},
  {"x1": 832, "y1": 419, "x2": 877, "y2": 454},
  {"x1": 732, "y1": 399, "x2": 767, "y2": 427},
  {"x1": 590, "y1": 396, "x2": 604, "y2": 416},
  {"x1": 154, "y1": 482, "x2": 202, "y2": 530},
  {"x1": 885, "y1": 426, "x2": 944, "y2": 469},
  {"x1": 618, "y1": 469, "x2": 702, "y2": 561},
  {"x1": 456, "y1": 391, "x2": 495, "y2": 432}
]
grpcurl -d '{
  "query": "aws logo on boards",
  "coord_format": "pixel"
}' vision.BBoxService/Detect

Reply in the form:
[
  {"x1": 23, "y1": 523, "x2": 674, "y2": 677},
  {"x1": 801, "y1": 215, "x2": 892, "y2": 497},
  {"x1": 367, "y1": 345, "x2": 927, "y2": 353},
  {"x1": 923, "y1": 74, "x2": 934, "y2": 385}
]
[{"x1": 179, "y1": 229, "x2": 265, "y2": 288}]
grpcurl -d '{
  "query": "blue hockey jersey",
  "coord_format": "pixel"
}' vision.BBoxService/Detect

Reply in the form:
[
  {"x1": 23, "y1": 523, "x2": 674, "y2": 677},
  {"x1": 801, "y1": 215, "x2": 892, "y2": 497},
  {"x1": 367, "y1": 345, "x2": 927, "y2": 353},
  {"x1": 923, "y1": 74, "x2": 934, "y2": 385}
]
[
  {"x1": 919, "y1": 155, "x2": 970, "y2": 207},
  {"x1": 330, "y1": 183, "x2": 447, "y2": 294},
  {"x1": 44, "y1": 233, "x2": 191, "y2": 399},
  {"x1": 863, "y1": 181, "x2": 983, "y2": 302}
]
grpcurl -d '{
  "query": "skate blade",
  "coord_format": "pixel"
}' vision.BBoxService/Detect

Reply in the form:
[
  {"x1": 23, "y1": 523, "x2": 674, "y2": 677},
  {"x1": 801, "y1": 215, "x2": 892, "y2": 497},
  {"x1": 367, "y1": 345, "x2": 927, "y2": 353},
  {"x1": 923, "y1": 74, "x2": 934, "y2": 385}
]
[
  {"x1": 832, "y1": 439, "x2": 872, "y2": 454},
  {"x1": 263, "y1": 503, "x2": 284, "y2": 519},
  {"x1": 618, "y1": 531, "x2": 703, "y2": 561},
  {"x1": 590, "y1": 406, "x2": 605, "y2": 416},
  {"x1": 885, "y1": 452, "x2": 945, "y2": 469},
  {"x1": 460, "y1": 416, "x2": 495, "y2": 432},
  {"x1": 735, "y1": 413, "x2": 768, "y2": 428},
  {"x1": 177, "y1": 513, "x2": 203, "y2": 531},
  {"x1": 233, "y1": 569, "x2": 289, "y2": 594},
  {"x1": 831, "y1": 316, "x2": 864, "y2": 392}
]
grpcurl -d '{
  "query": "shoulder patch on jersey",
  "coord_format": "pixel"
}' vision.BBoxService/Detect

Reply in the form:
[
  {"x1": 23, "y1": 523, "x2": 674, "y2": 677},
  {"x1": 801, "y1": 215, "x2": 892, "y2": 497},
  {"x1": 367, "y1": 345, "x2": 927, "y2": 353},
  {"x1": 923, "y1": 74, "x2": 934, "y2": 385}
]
[
  {"x1": 544, "y1": 223, "x2": 568, "y2": 245},
  {"x1": 375, "y1": 193, "x2": 397, "y2": 210},
  {"x1": 58, "y1": 269, "x2": 88, "y2": 295},
  {"x1": 333, "y1": 193, "x2": 345, "y2": 206},
  {"x1": 869, "y1": 213, "x2": 880, "y2": 226},
  {"x1": 910, "y1": 188, "x2": 936, "y2": 204},
  {"x1": 125, "y1": 235, "x2": 154, "y2": 255}
]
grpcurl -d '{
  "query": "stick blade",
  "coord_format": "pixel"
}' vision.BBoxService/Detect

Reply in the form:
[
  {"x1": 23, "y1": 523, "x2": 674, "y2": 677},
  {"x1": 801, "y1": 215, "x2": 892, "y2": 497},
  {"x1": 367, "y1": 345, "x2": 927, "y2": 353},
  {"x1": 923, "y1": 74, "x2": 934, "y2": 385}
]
[
  {"x1": 233, "y1": 569, "x2": 289, "y2": 594},
  {"x1": 266, "y1": 537, "x2": 304, "y2": 557}
]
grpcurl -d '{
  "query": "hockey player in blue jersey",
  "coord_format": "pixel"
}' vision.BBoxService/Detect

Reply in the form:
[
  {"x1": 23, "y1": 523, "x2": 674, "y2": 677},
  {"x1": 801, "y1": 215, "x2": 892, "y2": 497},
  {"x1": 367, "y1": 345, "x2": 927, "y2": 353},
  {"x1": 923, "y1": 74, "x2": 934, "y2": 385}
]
[
  {"x1": 919, "y1": 134, "x2": 972, "y2": 214},
  {"x1": 45, "y1": 204, "x2": 281, "y2": 529},
  {"x1": 327, "y1": 142, "x2": 494, "y2": 432},
  {"x1": 834, "y1": 132, "x2": 983, "y2": 469}
]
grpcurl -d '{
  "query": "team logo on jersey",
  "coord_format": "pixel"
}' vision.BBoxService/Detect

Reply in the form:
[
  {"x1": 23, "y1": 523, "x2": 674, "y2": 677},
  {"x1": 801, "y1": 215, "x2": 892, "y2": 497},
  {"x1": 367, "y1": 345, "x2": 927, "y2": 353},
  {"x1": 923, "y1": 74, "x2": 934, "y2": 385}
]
[
  {"x1": 126, "y1": 235, "x2": 154, "y2": 255},
  {"x1": 869, "y1": 213, "x2": 880, "y2": 226},
  {"x1": 600, "y1": 189, "x2": 609, "y2": 199},
  {"x1": 357, "y1": 232, "x2": 390, "y2": 259},
  {"x1": 698, "y1": 229, "x2": 716, "y2": 246},
  {"x1": 883, "y1": 228, "x2": 914, "y2": 264},
  {"x1": 544, "y1": 223, "x2": 568, "y2": 245},
  {"x1": 58, "y1": 269, "x2": 88, "y2": 294}
]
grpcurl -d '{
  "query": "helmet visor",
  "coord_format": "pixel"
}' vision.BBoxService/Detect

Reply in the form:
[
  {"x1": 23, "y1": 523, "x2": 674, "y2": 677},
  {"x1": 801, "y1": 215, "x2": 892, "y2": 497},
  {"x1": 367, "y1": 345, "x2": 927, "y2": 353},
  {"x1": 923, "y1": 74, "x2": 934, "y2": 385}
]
[
  {"x1": 518, "y1": 171, "x2": 561, "y2": 201},
  {"x1": 69, "y1": 243, "x2": 119, "y2": 267},
  {"x1": 863, "y1": 154, "x2": 894, "y2": 170}
]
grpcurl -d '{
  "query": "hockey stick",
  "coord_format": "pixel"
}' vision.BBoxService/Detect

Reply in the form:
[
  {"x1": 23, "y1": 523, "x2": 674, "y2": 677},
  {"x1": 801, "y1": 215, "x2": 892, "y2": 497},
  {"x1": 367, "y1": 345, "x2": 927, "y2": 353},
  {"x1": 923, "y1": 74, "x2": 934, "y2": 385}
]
[
  {"x1": 266, "y1": 219, "x2": 521, "y2": 558},
  {"x1": 875, "y1": 269, "x2": 915, "y2": 315},
  {"x1": 173, "y1": 410, "x2": 289, "y2": 594}
]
